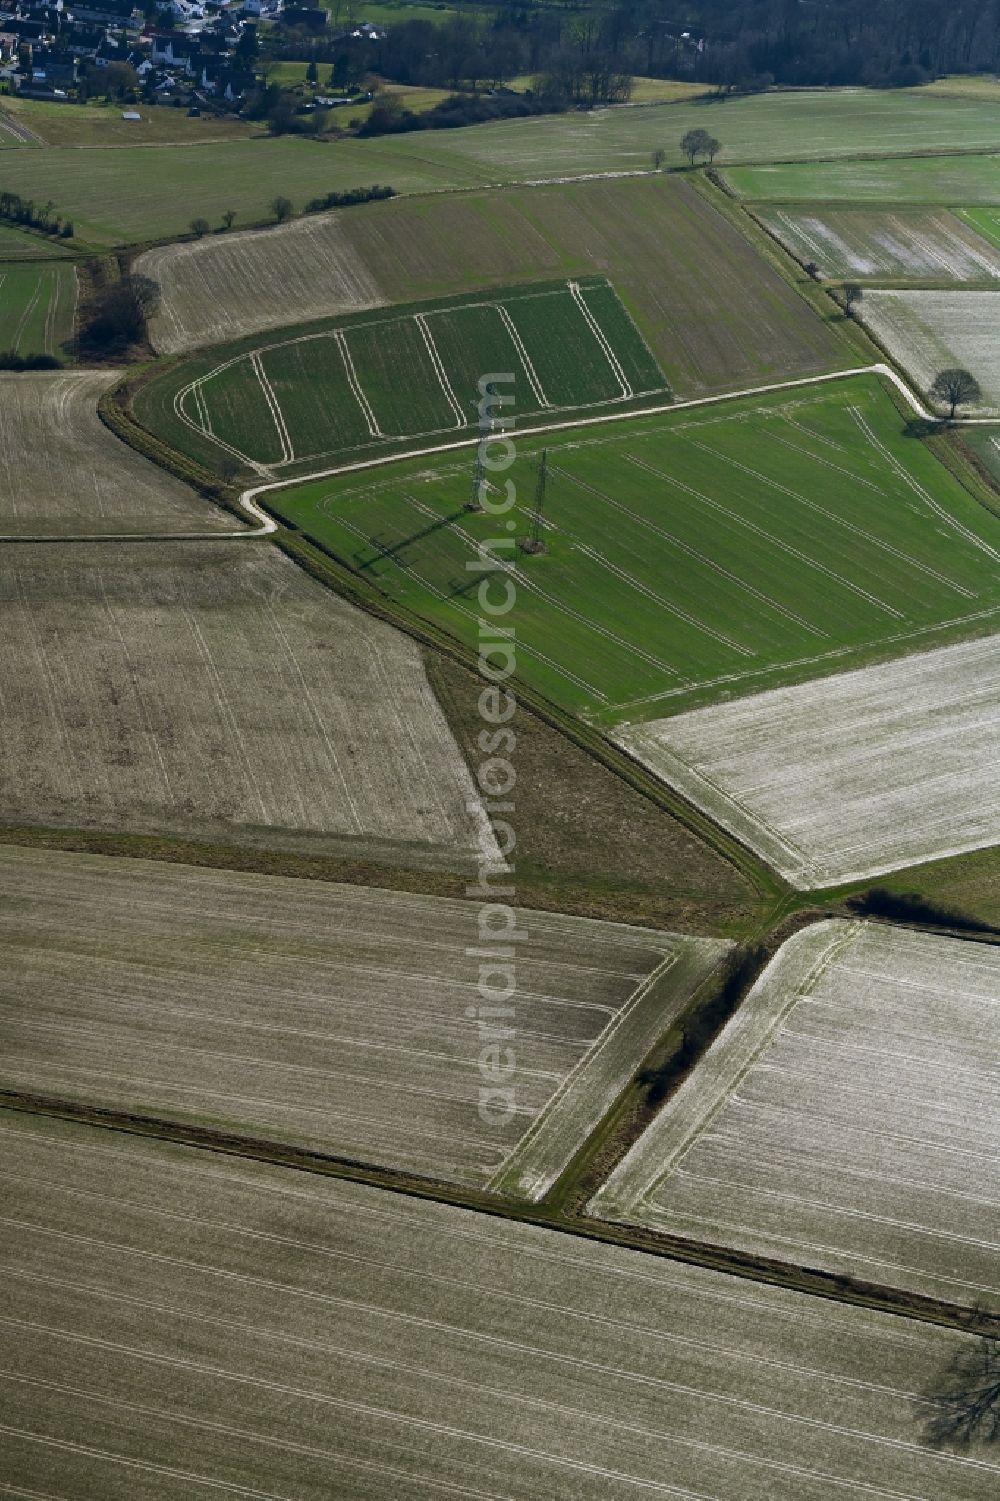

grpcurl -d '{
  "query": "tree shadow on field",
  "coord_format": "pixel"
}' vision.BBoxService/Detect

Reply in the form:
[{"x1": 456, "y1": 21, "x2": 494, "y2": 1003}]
[
  {"x1": 903, "y1": 417, "x2": 941, "y2": 439},
  {"x1": 917, "y1": 1335, "x2": 1000, "y2": 1451}
]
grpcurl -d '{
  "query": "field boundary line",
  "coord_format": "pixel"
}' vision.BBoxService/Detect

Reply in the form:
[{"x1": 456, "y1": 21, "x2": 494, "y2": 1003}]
[
  {"x1": 626, "y1": 450, "x2": 899, "y2": 620},
  {"x1": 2, "y1": 1088, "x2": 999, "y2": 1340},
  {"x1": 414, "y1": 313, "x2": 465, "y2": 428},
  {"x1": 568, "y1": 279, "x2": 631, "y2": 398},
  {"x1": 172, "y1": 378, "x2": 267, "y2": 477},
  {"x1": 10, "y1": 362, "x2": 984, "y2": 552},
  {"x1": 250, "y1": 351, "x2": 293, "y2": 465},
  {"x1": 495, "y1": 303, "x2": 549, "y2": 406},
  {"x1": 11, "y1": 273, "x2": 42, "y2": 354},
  {"x1": 192, "y1": 380, "x2": 213, "y2": 437},
  {"x1": 42, "y1": 272, "x2": 58, "y2": 356},
  {"x1": 684, "y1": 430, "x2": 971, "y2": 600},
  {"x1": 238, "y1": 364, "x2": 932, "y2": 508},
  {"x1": 335, "y1": 329, "x2": 383, "y2": 438},
  {"x1": 554, "y1": 463, "x2": 825, "y2": 636},
  {"x1": 850, "y1": 404, "x2": 1000, "y2": 562},
  {"x1": 593, "y1": 923, "x2": 859, "y2": 1215}
]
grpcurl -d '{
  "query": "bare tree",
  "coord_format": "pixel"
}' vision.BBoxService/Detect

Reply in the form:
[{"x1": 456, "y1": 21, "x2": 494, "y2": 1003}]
[
  {"x1": 843, "y1": 282, "x2": 862, "y2": 316},
  {"x1": 221, "y1": 209, "x2": 237, "y2": 231},
  {"x1": 680, "y1": 128, "x2": 721, "y2": 167},
  {"x1": 190, "y1": 217, "x2": 210, "y2": 238},
  {"x1": 651, "y1": 147, "x2": 665, "y2": 171},
  {"x1": 930, "y1": 367, "x2": 981, "y2": 419},
  {"x1": 680, "y1": 127, "x2": 710, "y2": 166},
  {"x1": 270, "y1": 196, "x2": 294, "y2": 223},
  {"x1": 921, "y1": 1337, "x2": 1000, "y2": 1450}
]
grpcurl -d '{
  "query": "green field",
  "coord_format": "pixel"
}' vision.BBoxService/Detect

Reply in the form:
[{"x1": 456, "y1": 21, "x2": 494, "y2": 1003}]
[
  {"x1": 0, "y1": 93, "x2": 255, "y2": 147},
  {"x1": 725, "y1": 153, "x2": 1000, "y2": 204},
  {"x1": 0, "y1": 222, "x2": 73, "y2": 259},
  {"x1": 958, "y1": 204, "x2": 1000, "y2": 248},
  {"x1": 270, "y1": 374, "x2": 1000, "y2": 722},
  {"x1": 0, "y1": 264, "x2": 76, "y2": 355},
  {"x1": 6, "y1": 89, "x2": 1000, "y2": 244},
  {"x1": 138, "y1": 279, "x2": 670, "y2": 475}
]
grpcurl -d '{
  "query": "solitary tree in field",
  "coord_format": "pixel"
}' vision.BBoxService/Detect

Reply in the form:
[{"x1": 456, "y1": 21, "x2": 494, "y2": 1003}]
[
  {"x1": 652, "y1": 146, "x2": 665, "y2": 171},
  {"x1": 843, "y1": 282, "x2": 862, "y2": 316},
  {"x1": 680, "y1": 127, "x2": 720, "y2": 166},
  {"x1": 930, "y1": 367, "x2": 981, "y2": 419},
  {"x1": 920, "y1": 1337, "x2": 1000, "y2": 1450},
  {"x1": 221, "y1": 209, "x2": 237, "y2": 230},
  {"x1": 190, "y1": 217, "x2": 210, "y2": 238},
  {"x1": 271, "y1": 195, "x2": 294, "y2": 223}
]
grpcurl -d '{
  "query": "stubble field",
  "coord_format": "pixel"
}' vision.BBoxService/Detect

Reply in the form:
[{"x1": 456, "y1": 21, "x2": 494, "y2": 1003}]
[
  {"x1": 0, "y1": 541, "x2": 494, "y2": 866},
  {"x1": 0, "y1": 846, "x2": 730, "y2": 1191},
  {"x1": 0, "y1": 370, "x2": 228, "y2": 535},
  {"x1": 138, "y1": 213, "x2": 385, "y2": 354},
  {"x1": 756, "y1": 206, "x2": 1000, "y2": 280},
  {"x1": 616, "y1": 633, "x2": 1000, "y2": 887},
  {"x1": 593, "y1": 920, "x2": 1000, "y2": 1310},
  {"x1": 0, "y1": 852, "x2": 723, "y2": 1188},
  {"x1": 0, "y1": 263, "x2": 76, "y2": 357},
  {"x1": 0, "y1": 1107, "x2": 994, "y2": 1499},
  {"x1": 271, "y1": 376, "x2": 1000, "y2": 725},
  {"x1": 137, "y1": 175, "x2": 844, "y2": 397},
  {"x1": 859, "y1": 288, "x2": 1000, "y2": 413}
]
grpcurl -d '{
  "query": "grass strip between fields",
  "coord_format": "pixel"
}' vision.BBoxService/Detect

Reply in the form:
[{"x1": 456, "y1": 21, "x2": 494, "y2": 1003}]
[{"x1": 1, "y1": 1086, "x2": 997, "y2": 1342}]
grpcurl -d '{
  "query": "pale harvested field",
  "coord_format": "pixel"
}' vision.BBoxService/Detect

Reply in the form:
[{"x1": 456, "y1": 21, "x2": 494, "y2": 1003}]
[
  {"x1": 615, "y1": 633, "x2": 1000, "y2": 888},
  {"x1": 0, "y1": 542, "x2": 493, "y2": 865},
  {"x1": 0, "y1": 370, "x2": 225, "y2": 535},
  {"x1": 759, "y1": 207, "x2": 1000, "y2": 281},
  {"x1": 138, "y1": 214, "x2": 385, "y2": 355},
  {"x1": 860, "y1": 288, "x2": 1000, "y2": 413},
  {"x1": 0, "y1": 1109, "x2": 994, "y2": 1499},
  {"x1": 0, "y1": 846, "x2": 727, "y2": 1190},
  {"x1": 593, "y1": 920, "x2": 1000, "y2": 1311},
  {"x1": 139, "y1": 175, "x2": 843, "y2": 393}
]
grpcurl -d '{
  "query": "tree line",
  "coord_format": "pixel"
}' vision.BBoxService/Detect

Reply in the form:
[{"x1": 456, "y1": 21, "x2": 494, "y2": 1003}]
[
  {"x1": 273, "y1": 0, "x2": 1000, "y2": 103},
  {"x1": 0, "y1": 191, "x2": 74, "y2": 241}
]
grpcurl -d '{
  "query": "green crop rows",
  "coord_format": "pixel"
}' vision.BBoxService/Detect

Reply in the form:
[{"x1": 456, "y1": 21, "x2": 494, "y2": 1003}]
[
  {"x1": 0, "y1": 264, "x2": 76, "y2": 357},
  {"x1": 161, "y1": 279, "x2": 669, "y2": 475},
  {"x1": 270, "y1": 374, "x2": 1000, "y2": 724}
]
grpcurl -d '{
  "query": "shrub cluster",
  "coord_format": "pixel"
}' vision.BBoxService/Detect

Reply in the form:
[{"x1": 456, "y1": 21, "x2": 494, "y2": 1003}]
[
  {"x1": 0, "y1": 190, "x2": 73, "y2": 239},
  {"x1": 638, "y1": 943, "x2": 767, "y2": 1107},
  {"x1": 845, "y1": 887, "x2": 996, "y2": 934},
  {"x1": 303, "y1": 184, "x2": 396, "y2": 213},
  {"x1": 358, "y1": 91, "x2": 555, "y2": 138},
  {"x1": 0, "y1": 351, "x2": 63, "y2": 370},
  {"x1": 78, "y1": 273, "x2": 160, "y2": 359}
]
